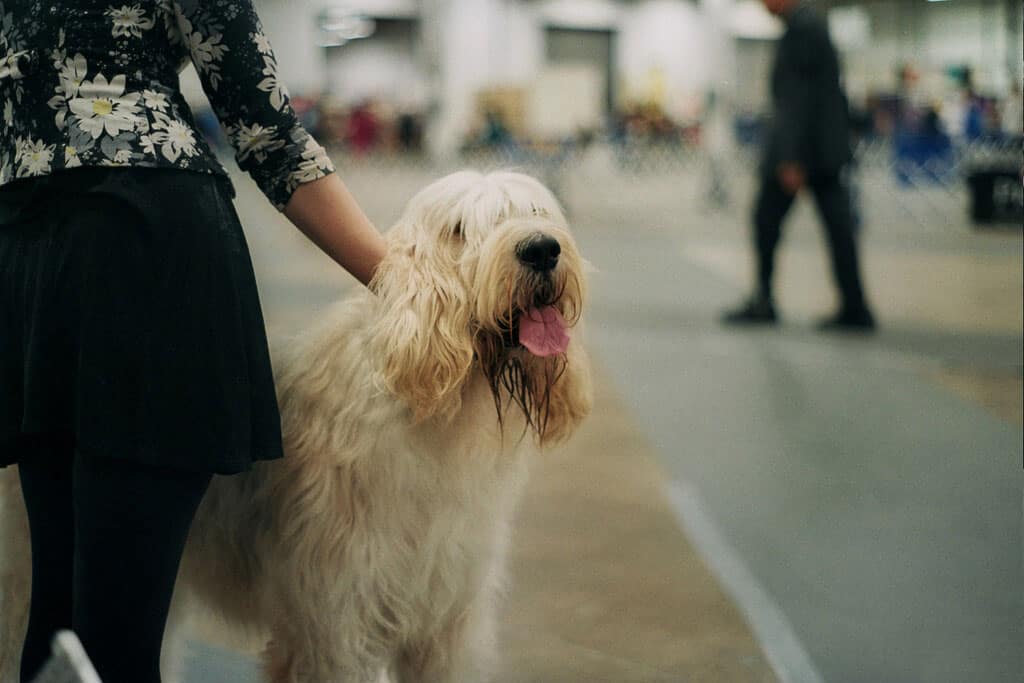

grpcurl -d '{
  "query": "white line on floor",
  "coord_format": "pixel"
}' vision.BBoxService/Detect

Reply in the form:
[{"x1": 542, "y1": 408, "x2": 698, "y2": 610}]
[{"x1": 665, "y1": 480, "x2": 825, "y2": 683}]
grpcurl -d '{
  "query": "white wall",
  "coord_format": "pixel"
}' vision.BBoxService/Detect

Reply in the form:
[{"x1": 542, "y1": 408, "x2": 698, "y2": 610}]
[
  {"x1": 831, "y1": 0, "x2": 1019, "y2": 98},
  {"x1": 443, "y1": 0, "x2": 719, "y2": 134},
  {"x1": 429, "y1": 0, "x2": 503, "y2": 151},
  {"x1": 919, "y1": 0, "x2": 1014, "y2": 92},
  {"x1": 253, "y1": 0, "x2": 423, "y2": 98},
  {"x1": 324, "y1": 25, "x2": 425, "y2": 106},
  {"x1": 256, "y1": 0, "x2": 326, "y2": 96},
  {"x1": 618, "y1": 0, "x2": 711, "y2": 119},
  {"x1": 430, "y1": 0, "x2": 621, "y2": 151},
  {"x1": 534, "y1": 0, "x2": 623, "y2": 28}
]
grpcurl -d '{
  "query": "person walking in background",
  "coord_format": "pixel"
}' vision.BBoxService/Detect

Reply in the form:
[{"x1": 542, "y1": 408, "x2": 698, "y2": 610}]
[
  {"x1": 722, "y1": 0, "x2": 875, "y2": 331},
  {"x1": 0, "y1": 1, "x2": 386, "y2": 681}
]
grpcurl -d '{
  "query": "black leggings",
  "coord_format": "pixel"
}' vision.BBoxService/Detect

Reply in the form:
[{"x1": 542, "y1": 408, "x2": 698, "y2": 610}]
[{"x1": 17, "y1": 436, "x2": 211, "y2": 683}]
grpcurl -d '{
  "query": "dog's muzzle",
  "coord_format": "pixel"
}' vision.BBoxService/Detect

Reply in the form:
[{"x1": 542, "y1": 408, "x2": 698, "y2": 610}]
[{"x1": 516, "y1": 234, "x2": 561, "y2": 273}]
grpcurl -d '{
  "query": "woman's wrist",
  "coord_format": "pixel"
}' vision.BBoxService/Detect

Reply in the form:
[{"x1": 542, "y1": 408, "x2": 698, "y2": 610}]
[{"x1": 283, "y1": 174, "x2": 387, "y2": 287}]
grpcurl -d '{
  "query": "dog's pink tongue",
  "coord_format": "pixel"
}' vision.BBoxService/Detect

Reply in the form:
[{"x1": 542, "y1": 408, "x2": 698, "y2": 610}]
[{"x1": 519, "y1": 306, "x2": 570, "y2": 357}]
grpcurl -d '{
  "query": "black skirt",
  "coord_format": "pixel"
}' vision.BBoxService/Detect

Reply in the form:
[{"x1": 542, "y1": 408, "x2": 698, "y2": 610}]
[{"x1": 0, "y1": 167, "x2": 284, "y2": 473}]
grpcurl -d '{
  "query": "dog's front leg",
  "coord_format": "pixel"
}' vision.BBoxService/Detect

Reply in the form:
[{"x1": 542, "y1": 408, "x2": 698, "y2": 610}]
[
  {"x1": 0, "y1": 468, "x2": 31, "y2": 683},
  {"x1": 158, "y1": 587, "x2": 193, "y2": 683},
  {"x1": 263, "y1": 627, "x2": 387, "y2": 683},
  {"x1": 394, "y1": 595, "x2": 496, "y2": 683}
]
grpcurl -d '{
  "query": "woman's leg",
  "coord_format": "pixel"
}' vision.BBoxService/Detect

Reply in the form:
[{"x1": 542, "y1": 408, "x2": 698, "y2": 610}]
[
  {"x1": 16, "y1": 435, "x2": 76, "y2": 683},
  {"x1": 71, "y1": 453, "x2": 211, "y2": 683}
]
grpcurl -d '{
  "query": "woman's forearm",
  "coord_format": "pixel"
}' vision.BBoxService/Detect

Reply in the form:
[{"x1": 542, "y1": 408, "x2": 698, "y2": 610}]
[{"x1": 283, "y1": 174, "x2": 388, "y2": 287}]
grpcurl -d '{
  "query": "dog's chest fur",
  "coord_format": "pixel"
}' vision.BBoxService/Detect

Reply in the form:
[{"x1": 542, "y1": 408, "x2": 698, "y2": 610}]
[{"x1": 184, "y1": 298, "x2": 533, "y2": 638}]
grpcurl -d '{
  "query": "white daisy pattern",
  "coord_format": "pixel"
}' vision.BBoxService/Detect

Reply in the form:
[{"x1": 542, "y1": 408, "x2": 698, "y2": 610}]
[
  {"x1": 289, "y1": 135, "x2": 333, "y2": 188},
  {"x1": 64, "y1": 144, "x2": 83, "y2": 168},
  {"x1": 1, "y1": 0, "x2": 335, "y2": 209},
  {"x1": 1, "y1": 8, "x2": 29, "y2": 103},
  {"x1": 251, "y1": 31, "x2": 272, "y2": 55},
  {"x1": 147, "y1": 111, "x2": 198, "y2": 162},
  {"x1": 15, "y1": 137, "x2": 56, "y2": 178},
  {"x1": 106, "y1": 5, "x2": 155, "y2": 39},
  {"x1": 139, "y1": 133, "x2": 156, "y2": 156},
  {"x1": 49, "y1": 52, "x2": 89, "y2": 130},
  {"x1": 68, "y1": 73, "x2": 142, "y2": 139},
  {"x1": 255, "y1": 55, "x2": 287, "y2": 111},
  {"x1": 58, "y1": 54, "x2": 89, "y2": 100},
  {"x1": 175, "y1": 11, "x2": 228, "y2": 90},
  {"x1": 0, "y1": 47, "x2": 28, "y2": 82},
  {"x1": 49, "y1": 28, "x2": 66, "y2": 75},
  {"x1": 142, "y1": 89, "x2": 169, "y2": 113},
  {"x1": 227, "y1": 121, "x2": 285, "y2": 163}
]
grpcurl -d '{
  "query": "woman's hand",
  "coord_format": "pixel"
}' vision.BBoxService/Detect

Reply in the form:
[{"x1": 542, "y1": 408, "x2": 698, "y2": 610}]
[
  {"x1": 284, "y1": 174, "x2": 388, "y2": 288},
  {"x1": 777, "y1": 162, "x2": 806, "y2": 195}
]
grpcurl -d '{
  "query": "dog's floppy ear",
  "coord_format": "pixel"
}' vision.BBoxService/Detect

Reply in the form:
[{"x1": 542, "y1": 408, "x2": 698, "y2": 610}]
[{"x1": 368, "y1": 237, "x2": 474, "y2": 422}]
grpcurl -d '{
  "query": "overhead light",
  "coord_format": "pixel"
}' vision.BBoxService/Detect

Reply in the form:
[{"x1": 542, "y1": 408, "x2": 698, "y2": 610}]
[
  {"x1": 320, "y1": 16, "x2": 375, "y2": 38},
  {"x1": 318, "y1": 37, "x2": 348, "y2": 47},
  {"x1": 317, "y1": 7, "x2": 375, "y2": 46}
]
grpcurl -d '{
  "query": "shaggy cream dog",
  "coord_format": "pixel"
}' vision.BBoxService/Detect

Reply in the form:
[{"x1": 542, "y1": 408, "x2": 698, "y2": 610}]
[{"x1": 0, "y1": 170, "x2": 592, "y2": 683}]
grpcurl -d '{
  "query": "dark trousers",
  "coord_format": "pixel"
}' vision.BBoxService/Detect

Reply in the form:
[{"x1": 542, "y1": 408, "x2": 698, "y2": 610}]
[
  {"x1": 16, "y1": 435, "x2": 211, "y2": 683},
  {"x1": 753, "y1": 171, "x2": 869, "y2": 312}
]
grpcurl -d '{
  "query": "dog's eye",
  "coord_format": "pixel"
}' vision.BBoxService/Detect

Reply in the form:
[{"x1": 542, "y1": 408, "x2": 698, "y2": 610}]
[{"x1": 451, "y1": 221, "x2": 462, "y2": 238}]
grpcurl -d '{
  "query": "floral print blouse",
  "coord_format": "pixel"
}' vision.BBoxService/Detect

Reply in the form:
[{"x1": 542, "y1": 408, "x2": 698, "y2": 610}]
[{"x1": 0, "y1": 0, "x2": 334, "y2": 210}]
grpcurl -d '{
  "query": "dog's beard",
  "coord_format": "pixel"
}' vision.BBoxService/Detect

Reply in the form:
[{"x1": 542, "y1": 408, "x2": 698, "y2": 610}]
[
  {"x1": 475, "y1": 333, "x2": 567, "y2": 439},
  {"x1": 474, "y1": 268, "x2": 578, "y2": 438}
]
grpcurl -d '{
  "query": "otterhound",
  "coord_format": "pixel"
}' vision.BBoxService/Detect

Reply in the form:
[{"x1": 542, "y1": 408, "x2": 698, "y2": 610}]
[{"x1": 1, "y1": 170, "x2": 592, "y2": 683}]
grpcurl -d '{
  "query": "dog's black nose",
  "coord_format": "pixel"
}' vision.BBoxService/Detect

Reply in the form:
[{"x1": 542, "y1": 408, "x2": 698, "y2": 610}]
[{"x1": 517, "y1": 235, "x2": 561, "y2": 272}]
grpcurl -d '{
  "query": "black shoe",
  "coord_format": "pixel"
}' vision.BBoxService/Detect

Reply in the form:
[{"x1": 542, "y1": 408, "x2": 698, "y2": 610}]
[
  {"x1": 721, "y1": 297, "x2": 778, "y2": 325},
  {"x1": 816, "y1": 307, "x2": 876, "y2": 332}
]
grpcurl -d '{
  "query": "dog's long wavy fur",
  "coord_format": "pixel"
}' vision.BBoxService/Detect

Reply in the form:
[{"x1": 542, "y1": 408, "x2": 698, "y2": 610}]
[{"x1": 0, "y1": 171, "x2": 592, "y2": 683}]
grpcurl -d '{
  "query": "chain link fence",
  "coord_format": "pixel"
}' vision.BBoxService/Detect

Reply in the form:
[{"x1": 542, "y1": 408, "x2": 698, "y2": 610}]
[{"x1": 327, "y1": 136, "x2": 1022, "y2": 235}]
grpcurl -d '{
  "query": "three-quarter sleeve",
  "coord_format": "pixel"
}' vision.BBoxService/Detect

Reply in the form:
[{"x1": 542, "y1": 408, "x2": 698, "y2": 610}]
[{"x1": 172, "y1": 0, "x2": 334, "y2": 210}]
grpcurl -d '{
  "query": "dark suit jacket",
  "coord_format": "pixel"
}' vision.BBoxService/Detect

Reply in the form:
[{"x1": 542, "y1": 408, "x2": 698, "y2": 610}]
[{"x1": 762, "y1": 3, "x2": 852, "y2": 177}]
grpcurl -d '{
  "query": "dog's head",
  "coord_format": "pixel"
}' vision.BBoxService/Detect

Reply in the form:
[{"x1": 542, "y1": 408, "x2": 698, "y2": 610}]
[{"x1": 368, "y1": 170, "x2": 589, "y2": 444}]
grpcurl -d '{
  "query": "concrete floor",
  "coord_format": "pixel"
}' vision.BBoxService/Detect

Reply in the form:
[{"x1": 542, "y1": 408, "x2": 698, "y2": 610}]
[
  {"x1": 181, "y1": 156, "x2": 1022, "y2": 682},
  {"x1": 557, "y1": 160, "x2": 1023, "y2": 683}
]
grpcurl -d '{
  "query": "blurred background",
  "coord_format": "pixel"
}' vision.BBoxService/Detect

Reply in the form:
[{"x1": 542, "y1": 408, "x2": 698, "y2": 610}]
[{"x1": 180, "y1": 1, "x2": 1022, "y2": 682}]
